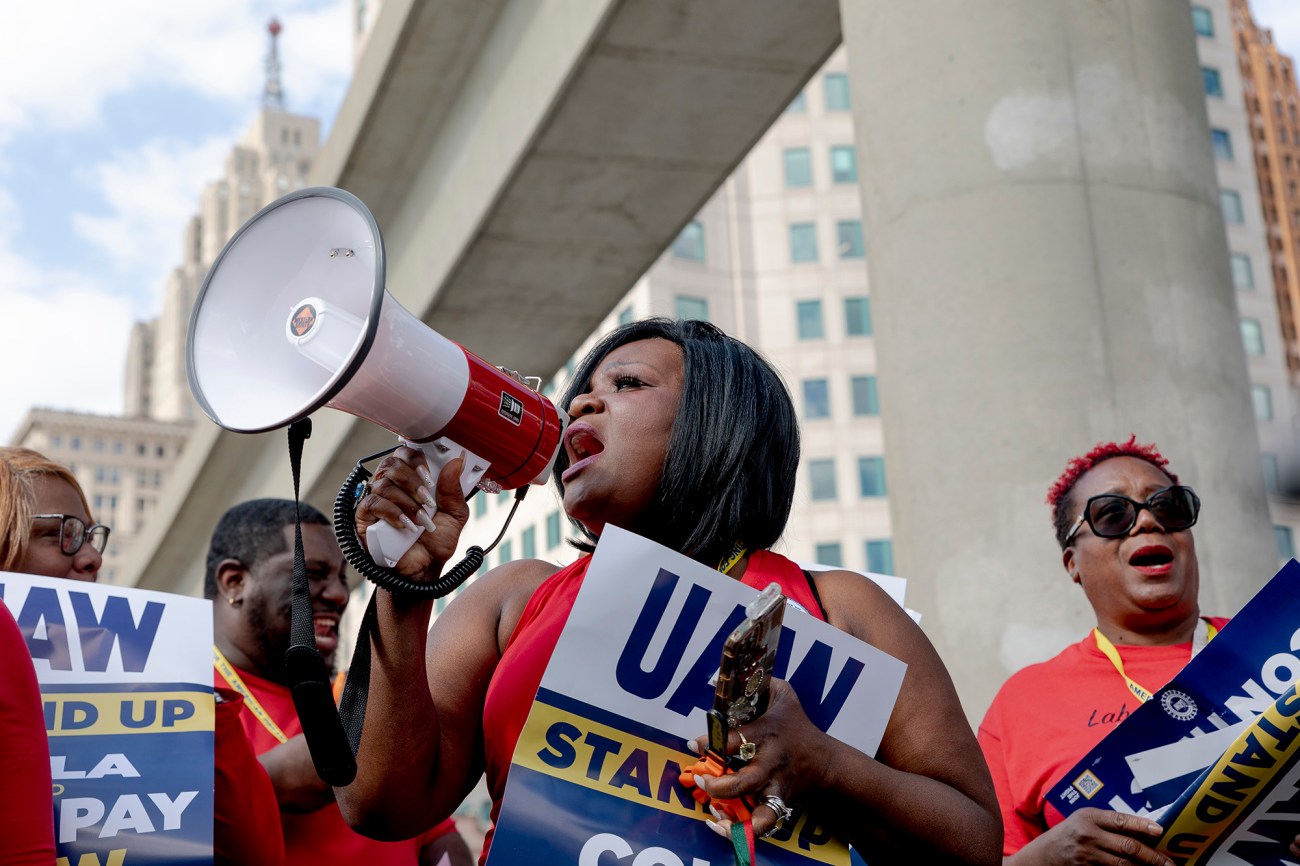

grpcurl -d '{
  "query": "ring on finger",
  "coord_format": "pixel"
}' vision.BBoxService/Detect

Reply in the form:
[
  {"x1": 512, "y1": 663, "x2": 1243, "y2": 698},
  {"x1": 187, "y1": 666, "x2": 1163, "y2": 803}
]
[
  {"x1": 738, "y1": 730, "x2": 757, "y2": 762},
  {"x1": 762, "y1": 793, "x2": 793, "y2": 829}
]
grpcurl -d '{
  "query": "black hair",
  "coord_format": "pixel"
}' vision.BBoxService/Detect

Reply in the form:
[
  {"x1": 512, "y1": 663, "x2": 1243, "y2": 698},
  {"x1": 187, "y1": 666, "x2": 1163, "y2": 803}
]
[
  {"x1": 553, "y1": 318, "x2": 800, "y2": 567},
  {"x1": 203, "y1": 499, "x2": 330, "y2": 599}
]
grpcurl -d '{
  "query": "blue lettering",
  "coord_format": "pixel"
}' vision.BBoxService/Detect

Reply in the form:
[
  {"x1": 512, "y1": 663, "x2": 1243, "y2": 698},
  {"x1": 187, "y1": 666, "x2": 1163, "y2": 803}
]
[
  {"x1": 657, "y1": 760, "x2": 697, "y2": 809},
  {"x1": 16, "y1": 587, "x2": 71, "y2": 670},
  {"x1": 664, "y1": 606, "x2": 744, "y2": 717},
  {"x1": 616, "y1": 570, "x2": 712, "y2": 700},
  {"x1": 583, "y1": 731, "x2": 622, "y2": 781},
  {"x1": 538, "y1": 721, "x2": 581, "y2": 770},
  {"x1": 787, "y1": 639, "x2": 865, "y2": 731},
  {"x1": 120, "y1": 699, "x2": 157, "y2": 729},
  {"x1": 608, "y1": 748, "x2": 652, "y2": 797},
  {"x1": 62, "y1": 700, "x2": 98, "y2": 730},
  {"x1": 163, "y1": 699, "x2": 195, "y2": 727},
  {"x1": 69, "y1": 593, "x2": 164, "y2": 673}
]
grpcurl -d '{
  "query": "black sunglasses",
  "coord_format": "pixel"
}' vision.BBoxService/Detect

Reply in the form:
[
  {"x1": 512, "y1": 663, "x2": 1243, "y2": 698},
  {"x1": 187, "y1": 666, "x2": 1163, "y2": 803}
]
[
  {"x1": 1064, "y1": 485, "x2": 1200, "y2": 543},
  {"x1": 31, "y1": 514, "x2": 111, "y2": 556}
]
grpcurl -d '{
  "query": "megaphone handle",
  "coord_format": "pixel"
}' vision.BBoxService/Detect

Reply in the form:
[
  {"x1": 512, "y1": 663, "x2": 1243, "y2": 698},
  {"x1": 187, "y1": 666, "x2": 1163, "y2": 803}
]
[{"x1": 363, "y1": 438, "x2": 488, "y2": 567}]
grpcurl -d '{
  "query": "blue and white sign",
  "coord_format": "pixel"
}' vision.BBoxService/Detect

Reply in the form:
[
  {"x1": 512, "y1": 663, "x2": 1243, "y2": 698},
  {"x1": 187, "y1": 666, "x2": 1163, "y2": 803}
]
[
  {"x1": 487, "y1": 527, "x2": 907, "y2": 866},
  {"x1": 1047, "y1": 560, "x2": 1300, "y2": 865},
  {"x1": 1, "y1": 571, "x2": 215, "y2": 866}
]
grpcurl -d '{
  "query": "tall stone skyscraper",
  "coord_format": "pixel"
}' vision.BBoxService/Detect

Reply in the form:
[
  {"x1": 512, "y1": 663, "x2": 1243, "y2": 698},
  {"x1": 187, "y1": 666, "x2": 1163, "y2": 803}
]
[{"x1": 125, "y1": 19, "x2": 321, "y2": 422}]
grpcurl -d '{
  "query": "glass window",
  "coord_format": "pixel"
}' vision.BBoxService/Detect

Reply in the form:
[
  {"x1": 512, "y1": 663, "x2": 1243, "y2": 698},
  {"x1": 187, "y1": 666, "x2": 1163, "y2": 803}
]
[
  {"x1": 1202, "y1": 67, "x2": 1223, "y2": 98},
  {"x1": 1220, "y1": 190, "x2": 1244, "y2": 224},
  {"x1": 1275, "y1": 526, "x2": 1295, "y2": 560},
  {"x1": 1231, "y1": 253, "x2": 1255, "y2": 289},
  {"x1": 498, "y1": 540, "x2": 512, "y2": 566},
  {"x1": 784, "y1": 148, "x2": 813, "y2": 188},
  {"x1": 830, "y1": 146, "x2": 857, "y2": 183},
  {"x1": 785, "y1": 91, "x2": 807, "y2": 114},
  {"x1": 675, "y1": 295, "x2": 710, "y2": 322},
  {"x1": 845, "y1": 296, "x2": 872, "y2": 336},
  {"x1": 1241, "y1": 318, "x2": 1265, "y2": 355},
  {"x1": 814, "y1": 543, "x2": 843, "y2": 567},
  {"x1": 803, "y1": 379, "x2": 831, "y2": 419},
  {"x1": 71, "y1": 437, "x2": 81, "y2": 451},
  {"x1": 809, "y1": 459, "x2": 837, "y2": 501},
  {"x1": 1211, "y1": 128, "x2": 1233, "y2": 160},
  {"x1": 94, "y1": 439, "x2": 104, "y2": 453},
  {"x1": 474, "y1": 493, "x2": 487, "y2": 517},
  {"x1": 1263, "y1": 452, "x2": 1280, "y2": 493},
  {"x1": 858, "y1": 456, "x2": 888, "y2": 497},
  {"x1": 837, "y1": 220, "x2": 865, "y2": 259},
  {"x1": 824, "y1": 73, "x2": 851, "y2": 111},
  {"x1": 547, "y1": 511, "x2": 562, "y2": 549},
  {"x1": 790, "y1": 222, "x2": 819, "y2": 263},
  {"x1": 851, "y1": 375, "x2": 880, "y2": 416},
  {"x1": 1192, "y1": 5, "x2": 1214, "y2": 37},
  {"x1": 797, "y1": 300, "x2": 825, "y2": 340},
  {"x1": 1253, "y1": 384, "x2": 1274, "y2": 421},
  {"x1": 866, "y1": 540, "x2": 894, "y2": 575},
  {"x1": 671, "y1": 220, "x2": 706, "y2": 261},
  {"x1": 522, "y1": 527, "x2": 536, "y2": 559},
  {"x1": 618, "y1": 306, "x2": 634, "y2": 326},
  {"x1": 51, "y1": 435, "x2": 61, "y2": 448}
]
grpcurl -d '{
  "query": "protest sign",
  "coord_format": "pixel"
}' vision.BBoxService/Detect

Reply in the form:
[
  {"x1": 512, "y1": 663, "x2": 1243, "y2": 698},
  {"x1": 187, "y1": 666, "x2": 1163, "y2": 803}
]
[
  {"x1": 1, "y1": 571, "x2": 215, "y2": 866},
  {"x1": 1046, "y1": 560, "x2": 1300, "y2": 865},
  {"x1": 486, "y1": 526, "x2": 908, "y2": 866}
]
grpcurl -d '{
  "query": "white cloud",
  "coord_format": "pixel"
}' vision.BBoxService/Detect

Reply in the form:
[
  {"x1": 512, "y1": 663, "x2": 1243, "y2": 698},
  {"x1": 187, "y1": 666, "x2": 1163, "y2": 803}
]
[
  {"x1": 0, "y1": 192, "x2": 133, "y2": 442},
  {"x1": 71, "y1": 136, "x2": 236, "y2": 308},
  {"x1": 0, "y1": 2, "x2": 350, "y2": 136}
]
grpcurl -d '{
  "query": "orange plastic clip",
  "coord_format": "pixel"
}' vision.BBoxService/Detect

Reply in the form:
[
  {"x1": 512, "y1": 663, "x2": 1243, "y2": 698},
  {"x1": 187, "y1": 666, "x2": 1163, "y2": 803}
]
[{"x1": 680, "y1": 751, "x2": 754, "y2": 823}]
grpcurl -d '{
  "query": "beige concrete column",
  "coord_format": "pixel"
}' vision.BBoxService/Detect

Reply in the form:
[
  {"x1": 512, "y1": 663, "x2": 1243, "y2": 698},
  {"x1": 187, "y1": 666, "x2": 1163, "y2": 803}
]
[{"x1": 840, "y1": 0, "x2": 1277, "y2": 717}]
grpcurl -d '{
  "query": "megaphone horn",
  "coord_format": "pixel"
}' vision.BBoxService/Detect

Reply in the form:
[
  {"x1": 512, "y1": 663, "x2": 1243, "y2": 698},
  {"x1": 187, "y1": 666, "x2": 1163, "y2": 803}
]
[{"x1": 186, "y1": 186, "x2": 567, "y2": 493}]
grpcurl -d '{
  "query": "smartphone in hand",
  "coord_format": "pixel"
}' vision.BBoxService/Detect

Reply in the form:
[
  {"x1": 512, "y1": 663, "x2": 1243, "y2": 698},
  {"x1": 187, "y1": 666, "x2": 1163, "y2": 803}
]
[{"x1": 706, "y1": 582, "x2": 785, "y2": 762}]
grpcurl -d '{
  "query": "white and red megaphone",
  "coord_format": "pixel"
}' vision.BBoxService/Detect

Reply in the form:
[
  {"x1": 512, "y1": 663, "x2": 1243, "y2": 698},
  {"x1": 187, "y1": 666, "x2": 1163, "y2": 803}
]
[{"x1": 186, "y1": 186, "x2": 567, "y2": 564}]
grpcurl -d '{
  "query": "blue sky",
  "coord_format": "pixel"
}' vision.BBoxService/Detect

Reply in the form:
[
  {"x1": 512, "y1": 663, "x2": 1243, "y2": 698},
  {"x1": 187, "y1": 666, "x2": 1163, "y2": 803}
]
[
  {"x1": 1, "y1": 2, "x2": 1298, "y2": 443},
  {"x1": 0, "y1": 0, "x2": 352, "y2": 440}
]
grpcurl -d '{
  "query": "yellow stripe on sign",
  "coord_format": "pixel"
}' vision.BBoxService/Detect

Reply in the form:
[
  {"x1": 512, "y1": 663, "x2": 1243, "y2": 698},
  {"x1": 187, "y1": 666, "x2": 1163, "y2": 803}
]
[
  {"x1": 42, "y1": 691, "x2": 214, "y2": 736},
  {"x1": 1158, "y1": 683, "x2": 1300, "y2": 866},
  {"x1": 513, "y1": 701, "x2": 850, "y2": 864}
]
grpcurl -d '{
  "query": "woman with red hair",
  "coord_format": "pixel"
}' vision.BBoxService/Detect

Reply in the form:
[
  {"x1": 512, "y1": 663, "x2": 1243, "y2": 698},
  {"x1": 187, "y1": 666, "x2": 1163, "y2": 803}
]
[{"x1": 978, "y1": 437, "x2": 1298, "y2": 865}]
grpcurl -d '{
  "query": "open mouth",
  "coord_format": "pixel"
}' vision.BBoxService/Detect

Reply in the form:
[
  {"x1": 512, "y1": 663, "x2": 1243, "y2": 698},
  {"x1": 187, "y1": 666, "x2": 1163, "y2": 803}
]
[
  {"x1": 568, "y1": 428, "x2": 605, "y2": 460},
  {"x1": 313, "y1": 612, "x2": 340, "y2": 651},
  {"x1": 1129, "y1": 545, "x2": 1174, "y2": 574},
  {"x1": 563, "y1": 424, "x2": 605, "y2": 483}
]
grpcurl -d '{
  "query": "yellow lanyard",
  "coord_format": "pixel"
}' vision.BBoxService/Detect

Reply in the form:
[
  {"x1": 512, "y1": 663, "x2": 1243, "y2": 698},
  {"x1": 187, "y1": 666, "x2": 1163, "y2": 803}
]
[
  {"x1": 213, "y1": 645, "x2": 289, "y2": 744},
  {"x1": 718, "y1": 542, "x2": 747, "y2": 576},
  {"x1": 1093, "y1": 618, "x2": 1217, "y2": 703}
]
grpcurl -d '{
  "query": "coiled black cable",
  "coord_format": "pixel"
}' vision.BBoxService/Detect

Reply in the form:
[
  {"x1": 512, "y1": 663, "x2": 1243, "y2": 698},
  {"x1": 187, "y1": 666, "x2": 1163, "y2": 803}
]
[{"x1": 332, "y1": 450, "x2": 484, "y2": 598}]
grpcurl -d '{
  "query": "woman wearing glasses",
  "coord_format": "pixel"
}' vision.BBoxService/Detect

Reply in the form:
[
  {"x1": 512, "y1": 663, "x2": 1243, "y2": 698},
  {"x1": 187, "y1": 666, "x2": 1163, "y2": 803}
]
[
  {"x1": 0, "y1": 447, "x2": 108, "y2": 581},
  {"x1": 975, "y1": 437, "x2": 1287, "y2": 865}
]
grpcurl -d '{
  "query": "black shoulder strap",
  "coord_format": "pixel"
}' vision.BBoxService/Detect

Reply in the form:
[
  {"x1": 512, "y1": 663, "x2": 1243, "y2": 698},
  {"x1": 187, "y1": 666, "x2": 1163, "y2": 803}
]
[{"x1": 801, "y1": 569, "x2": 829, "y2": 621}]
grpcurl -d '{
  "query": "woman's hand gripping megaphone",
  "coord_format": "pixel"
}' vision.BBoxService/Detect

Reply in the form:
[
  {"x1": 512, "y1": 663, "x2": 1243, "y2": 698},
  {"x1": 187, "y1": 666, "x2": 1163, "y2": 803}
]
[{"x1": 355, "y1": 441, "x2": 480, "y2": 579}]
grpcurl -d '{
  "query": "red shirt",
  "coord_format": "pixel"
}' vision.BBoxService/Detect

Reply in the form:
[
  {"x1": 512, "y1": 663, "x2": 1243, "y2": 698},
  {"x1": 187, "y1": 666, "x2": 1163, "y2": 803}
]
[
  {"x1": 479, "y1": 550, "x2": 825, "y2": 861},
  {"x1": 216, "y1": 662, "x2": 453, "y2": 866},
  {"x1": 977, "y1": 618, "x2": 1230, "y2": 855},
  {"x1": 0, "y1": 599, "x2": 55, "y2": 866},
  {"x1": 214, "y1": 687, "x2": 285, "y2": 866}
]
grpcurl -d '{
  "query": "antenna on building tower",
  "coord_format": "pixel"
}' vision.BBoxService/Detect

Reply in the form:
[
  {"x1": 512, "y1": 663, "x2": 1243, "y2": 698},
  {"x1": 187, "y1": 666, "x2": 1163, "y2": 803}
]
[{"x1": 263, "y1": 18, "x2": 286, "y2": 110}]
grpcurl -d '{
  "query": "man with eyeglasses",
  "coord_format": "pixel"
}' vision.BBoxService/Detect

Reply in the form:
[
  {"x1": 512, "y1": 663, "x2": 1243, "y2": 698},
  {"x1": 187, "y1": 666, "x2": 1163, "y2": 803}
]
[{"x1": 977, "y1": 437, "x2": 1300, "y2": 865}]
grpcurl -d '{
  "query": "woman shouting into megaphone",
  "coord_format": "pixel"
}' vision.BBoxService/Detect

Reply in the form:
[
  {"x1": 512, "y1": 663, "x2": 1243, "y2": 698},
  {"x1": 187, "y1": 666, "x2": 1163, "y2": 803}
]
[{"x1": 334, "y1": 317, "x2": 1001, "y2": 866}]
